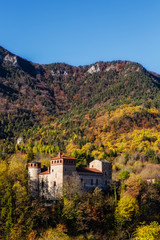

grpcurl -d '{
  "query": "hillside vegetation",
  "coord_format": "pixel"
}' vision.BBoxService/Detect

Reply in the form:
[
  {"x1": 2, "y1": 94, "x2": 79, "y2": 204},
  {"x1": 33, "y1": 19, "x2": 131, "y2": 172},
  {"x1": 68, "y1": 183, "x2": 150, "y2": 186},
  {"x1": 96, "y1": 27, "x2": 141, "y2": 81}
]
[
  {"x1": 1, "y1": 46, "x2": 160, "y2": 156},
  {"x1": 0, "y1": 47, "x2": 160, "y2": 239}
]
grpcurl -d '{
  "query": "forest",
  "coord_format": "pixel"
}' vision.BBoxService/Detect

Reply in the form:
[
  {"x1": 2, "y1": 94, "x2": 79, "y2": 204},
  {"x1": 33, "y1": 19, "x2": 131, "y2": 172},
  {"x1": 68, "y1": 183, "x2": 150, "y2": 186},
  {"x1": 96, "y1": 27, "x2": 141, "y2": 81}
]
[
  {"x1": 0, "y1": 153, "x2": 160, "y2": 239},
  {"x1": 0, "y1": 46, "x2": 160, "y2": 239}
]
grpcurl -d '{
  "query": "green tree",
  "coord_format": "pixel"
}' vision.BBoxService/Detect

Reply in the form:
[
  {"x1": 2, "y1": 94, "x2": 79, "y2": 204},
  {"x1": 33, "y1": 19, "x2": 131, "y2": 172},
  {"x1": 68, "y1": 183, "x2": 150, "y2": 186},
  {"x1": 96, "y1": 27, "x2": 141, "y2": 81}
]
[
  {"x1": 1, "y1": 182, "x2": 15, "y2": 237},
  {"x1": 27, "y1": 149, "x2": 35, "y2": 163},
  {"x1": 119, "y1": 170, "x2": 130, "y2": 180}
]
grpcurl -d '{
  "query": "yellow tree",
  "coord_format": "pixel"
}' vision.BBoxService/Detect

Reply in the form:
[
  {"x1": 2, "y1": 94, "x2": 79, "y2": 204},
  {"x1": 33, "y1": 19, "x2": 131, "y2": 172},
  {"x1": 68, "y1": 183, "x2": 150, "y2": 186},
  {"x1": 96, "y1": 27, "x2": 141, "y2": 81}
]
[
  {"x1": 134, "y1": 222, "x2": 160, "y2": 240},
  {"x1": 115, "y1": 195, "x2": 139, "y2": 227}
]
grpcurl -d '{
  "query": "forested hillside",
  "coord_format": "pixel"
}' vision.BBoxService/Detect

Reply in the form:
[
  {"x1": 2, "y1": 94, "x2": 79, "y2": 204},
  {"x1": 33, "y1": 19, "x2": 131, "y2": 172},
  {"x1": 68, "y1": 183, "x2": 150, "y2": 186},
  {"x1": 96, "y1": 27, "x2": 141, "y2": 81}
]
[
  {"x1": 1, "y1": 46, "x2": 160, "y2": 156},
  {"x1": 0, "y1": 46, "x2": 160, "y2": 239}
]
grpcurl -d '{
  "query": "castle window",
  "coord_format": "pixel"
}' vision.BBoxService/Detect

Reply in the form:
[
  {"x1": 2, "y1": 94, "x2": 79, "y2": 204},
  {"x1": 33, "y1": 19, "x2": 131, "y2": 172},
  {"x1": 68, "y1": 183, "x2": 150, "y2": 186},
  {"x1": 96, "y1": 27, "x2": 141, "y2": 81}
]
[
  {"x1": 54, "y1": 181, "x2": 56, "y2": 186},
  {"x1": 96, "y1": 179, "x2": 98, "y2": 185},
  {"x1": 60, "y1": 160, "x2": 62, "y2": 163},
  {"x1": 31, "y1": 164, "x2": 33, "y2": 167},
  {"x1": 34, "y1": 164, "x2": 36, "y2": 167},
  {"x1": 42, "y1": 180, "x2": 44, "y2": 188},
  {"x1": 91, "y1": 179, "x2": 93, "y2": 185},
  {"x1": 57, "y1": 160, "x2": 59, "y2": 163},
  {"x1": 54, "y1": 161, "x2": 56, "y2": 164},
  {"x1": 52, "y1": 161, "x2": 53, "y2": 164}
]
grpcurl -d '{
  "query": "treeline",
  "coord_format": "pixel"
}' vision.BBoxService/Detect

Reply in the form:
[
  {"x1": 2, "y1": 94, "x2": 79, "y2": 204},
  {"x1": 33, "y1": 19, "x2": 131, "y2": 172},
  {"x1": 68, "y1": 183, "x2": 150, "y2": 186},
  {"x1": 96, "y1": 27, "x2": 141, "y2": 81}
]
[{"x1": 14, "y1": 105, "x2": 160, "y2": 167}]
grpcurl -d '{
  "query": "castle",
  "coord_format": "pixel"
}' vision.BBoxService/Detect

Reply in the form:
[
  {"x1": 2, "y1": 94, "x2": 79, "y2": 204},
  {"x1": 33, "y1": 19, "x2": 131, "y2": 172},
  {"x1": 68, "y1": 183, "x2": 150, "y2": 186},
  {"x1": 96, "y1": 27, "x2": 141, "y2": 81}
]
[{"x1": 28, "y1": 153, "x2": 112, "y2": 200}]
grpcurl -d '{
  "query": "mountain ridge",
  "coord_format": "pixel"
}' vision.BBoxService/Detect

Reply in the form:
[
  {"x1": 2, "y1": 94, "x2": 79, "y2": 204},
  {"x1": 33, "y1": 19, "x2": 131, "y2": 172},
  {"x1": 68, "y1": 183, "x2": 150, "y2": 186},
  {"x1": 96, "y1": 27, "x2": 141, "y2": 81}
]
[{"x1": 0, "y1": 46, "x2": 159, "y2": 115}]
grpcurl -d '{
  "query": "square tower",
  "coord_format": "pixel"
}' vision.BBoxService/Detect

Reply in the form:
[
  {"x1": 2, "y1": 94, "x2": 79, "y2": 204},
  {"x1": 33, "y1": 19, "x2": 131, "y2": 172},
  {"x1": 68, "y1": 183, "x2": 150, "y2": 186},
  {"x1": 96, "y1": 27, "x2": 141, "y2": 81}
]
[
  {"x1": 50, "y1": 153, "x2": 77, "y2": 191},
  {"x1": 89, "y1": 159, "x2": 112, "y2": 186}
]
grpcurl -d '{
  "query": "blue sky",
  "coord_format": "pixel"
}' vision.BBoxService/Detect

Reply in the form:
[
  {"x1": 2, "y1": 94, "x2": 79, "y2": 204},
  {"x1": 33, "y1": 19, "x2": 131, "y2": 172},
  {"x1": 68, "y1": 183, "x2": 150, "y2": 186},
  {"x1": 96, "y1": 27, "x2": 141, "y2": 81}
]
[{"x1": 1, "y1": 0, "x2": 160, "y2": 73}]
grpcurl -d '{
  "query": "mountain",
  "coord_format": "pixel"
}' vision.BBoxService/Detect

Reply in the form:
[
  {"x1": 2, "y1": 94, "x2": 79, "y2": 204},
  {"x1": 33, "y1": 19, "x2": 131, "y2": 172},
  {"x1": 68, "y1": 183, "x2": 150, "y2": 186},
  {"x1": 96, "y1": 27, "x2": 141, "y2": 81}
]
[
  {"x1": 1, "y1": 46, "x2": 160, "y2": 158},
  {"x1": 1, "y1": 46, "x2": 160, "y2": 117}
]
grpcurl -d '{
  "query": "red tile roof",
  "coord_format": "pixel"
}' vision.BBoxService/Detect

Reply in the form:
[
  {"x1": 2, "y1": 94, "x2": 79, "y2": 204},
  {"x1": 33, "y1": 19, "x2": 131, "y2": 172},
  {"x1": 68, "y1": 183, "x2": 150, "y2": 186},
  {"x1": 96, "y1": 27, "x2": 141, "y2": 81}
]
[
  {"x1": 51, "y1": 153, "x2": 77, "y2": 160},
  {"x1": 40, "y1": 169, "x2": 50, "y2": 175},
  {"x1": 76, "y1": 167, "x2": 102, "y2": 174}
]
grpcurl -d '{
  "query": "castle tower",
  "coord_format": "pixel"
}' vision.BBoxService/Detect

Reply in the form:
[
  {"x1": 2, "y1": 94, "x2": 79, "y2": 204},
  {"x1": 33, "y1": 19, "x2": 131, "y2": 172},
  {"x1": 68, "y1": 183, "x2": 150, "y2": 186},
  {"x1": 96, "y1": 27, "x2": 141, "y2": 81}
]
[
  {"x1": 89, "y1": 159, "x2": 112, "y2": 186},
  {"x1": 28, "y1": 161, "x2": 41, "y2": 199},
  {"x1": 50, "y1": 153, "x2": 77, "y2": 192}
]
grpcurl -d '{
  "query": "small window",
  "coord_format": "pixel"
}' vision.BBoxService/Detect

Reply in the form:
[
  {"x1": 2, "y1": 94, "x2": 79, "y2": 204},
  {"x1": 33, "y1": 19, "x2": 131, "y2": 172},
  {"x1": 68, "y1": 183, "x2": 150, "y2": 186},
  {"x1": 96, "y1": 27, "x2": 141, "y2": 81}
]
[
  {"x1": 81, "y1": 178, "x2": 83, "y2": 183},
  {"x1": 54, "y1": 181, "x2": 56, "y2": 186},
  {"x1": 52, "y1": 169, "x2": 54, "y2": 172},
  {"x1": 91, "y1": 179, "x2": 93, "y2": 185},
  {"x1": 96, "y1": 179, "x2": 98, "y2": 185},
  {"x1": 31, "y1": 164, "x2": 33, "y2": 167},
  {"x1": 65, "y1": 168, "x2": 66, "y2": 171},
  {"x1": 54, "y1": 161, "x2": 56, "y2": 164},
  {"x1": 105, "y1": 172, "x2": 107, "y2": 175},
  {"x1": 105, "y1": 180, "x2": 107, "y2": 185},
  {"x1": 34, "y1": 164, "x2": 36, "y2": 167},
  {"x1": 60, "y1": 160, "x2": 62, "y2": 163},
  {"x1": 42, "y1": 180, "x2": 44, "y2": 188},
  {"x1": 57, "y1": 160, "x2": 59, "y2": 163},
  {"x1": 92, "y1": 165, "x2": 94, "y2": 168},
  {"x1": 52, "y1": 161, "x2": 53, "y2": 164}
]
